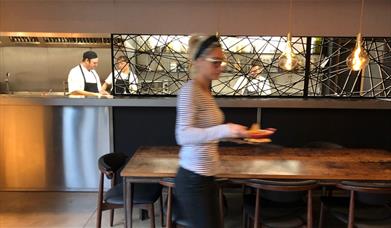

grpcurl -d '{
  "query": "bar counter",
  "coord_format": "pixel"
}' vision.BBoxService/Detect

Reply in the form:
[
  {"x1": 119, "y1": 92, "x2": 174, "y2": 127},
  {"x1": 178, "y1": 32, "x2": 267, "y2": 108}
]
[
  {"x1": 1, "y1": 94, "x2": 391, "y2": 109},
  {"x1": 1, "y1": 94, "x2": 390, "y2": 191}
]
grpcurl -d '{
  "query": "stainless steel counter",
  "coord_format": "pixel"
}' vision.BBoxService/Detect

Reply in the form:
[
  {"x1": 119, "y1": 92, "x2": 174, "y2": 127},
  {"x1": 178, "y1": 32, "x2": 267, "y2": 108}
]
[
  {"x1": 1, "y1": 94, "x2": 391, "y2": 109},
  {"x1": 1, "y1": 94, "x2": 390, "y2": 191},
  {"x1": 0, "y1": 99, "x2": 111, "y2": 191}
]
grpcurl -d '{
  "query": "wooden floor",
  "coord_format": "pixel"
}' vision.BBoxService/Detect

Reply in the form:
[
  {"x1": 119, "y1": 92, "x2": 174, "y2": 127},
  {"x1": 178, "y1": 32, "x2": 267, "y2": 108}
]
[{"x1": 0, "y1": 190, "x2": 347, "y2": 228}]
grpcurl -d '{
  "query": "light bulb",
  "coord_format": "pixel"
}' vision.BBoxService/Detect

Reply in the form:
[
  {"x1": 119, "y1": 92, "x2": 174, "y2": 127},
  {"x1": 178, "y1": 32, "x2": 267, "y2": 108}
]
[
  {"x1": 278, "y1": 33, "x2": 298, "y2": 71},
  {"x1": 346, "y1": 33, "x2": 369, "y2": 71}
]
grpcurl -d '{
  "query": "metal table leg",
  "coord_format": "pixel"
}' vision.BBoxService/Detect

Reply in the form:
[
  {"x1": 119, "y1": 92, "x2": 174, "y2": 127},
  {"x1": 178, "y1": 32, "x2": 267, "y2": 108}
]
[{"x1": 124, "y1": 178, "x2": 134, "y2": 228}]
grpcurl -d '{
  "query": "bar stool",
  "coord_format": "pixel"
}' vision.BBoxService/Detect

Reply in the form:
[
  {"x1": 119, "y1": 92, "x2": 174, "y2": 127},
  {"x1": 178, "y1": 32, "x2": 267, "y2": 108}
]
[
  {"x1": 241, "y1": 179, "x2": 319, "y2": 228},
  {"x1": 159, "y1": 178, "x2": 226, "y2": 228},
  {"x1": 319, "y1": 181, "x2": 391, "y2": 228}
]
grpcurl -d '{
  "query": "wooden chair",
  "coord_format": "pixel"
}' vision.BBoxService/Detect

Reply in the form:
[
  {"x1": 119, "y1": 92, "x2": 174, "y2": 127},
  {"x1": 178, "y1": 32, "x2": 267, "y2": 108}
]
[
  {"x1": 319, "y1": 181, "x2": 391, "y2": 228},
  {"x1": 159, "y1": 178, "x2": 226, "y2": 228},
  {"x1": 96, "y1": 153, "x2": 163, "y2": 228},
  {"x1": 242, "y1": 179, "x2": 319, "y2": 228}
]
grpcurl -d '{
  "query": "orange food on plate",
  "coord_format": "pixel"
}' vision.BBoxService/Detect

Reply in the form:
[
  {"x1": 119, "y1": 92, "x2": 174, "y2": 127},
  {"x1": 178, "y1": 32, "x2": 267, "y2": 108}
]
[
  {"x1": 246, "y1": 123, "x2": 275, "y2": 139},
  {"x1": 244, "y1": 138, "x2": 272, "y2": 143},
  {"x1": 247, "y1": 129, "x2": 274, "y2": 139}
]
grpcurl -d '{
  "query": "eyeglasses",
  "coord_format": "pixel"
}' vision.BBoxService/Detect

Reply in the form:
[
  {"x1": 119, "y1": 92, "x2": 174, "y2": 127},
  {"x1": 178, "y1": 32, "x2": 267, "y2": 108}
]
[{"x1": 204, "y1": 57, "x2": 227, "y2": 67}]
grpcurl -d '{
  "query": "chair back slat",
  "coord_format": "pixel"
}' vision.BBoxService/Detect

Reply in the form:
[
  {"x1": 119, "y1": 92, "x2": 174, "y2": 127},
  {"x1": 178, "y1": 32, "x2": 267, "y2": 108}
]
[
  {"x1": 98, "y1": 153, "x2": 129, "y2": 178},
  {"x1": 243, "y1": 179, "x2": 318, "y2": 228}
]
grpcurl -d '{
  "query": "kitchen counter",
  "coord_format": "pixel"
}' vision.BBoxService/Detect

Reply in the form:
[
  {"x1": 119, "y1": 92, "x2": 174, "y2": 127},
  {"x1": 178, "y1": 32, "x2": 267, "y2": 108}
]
[
  {"x1": 1, "y1": 94, "x2": 391, "y2": 109},
  {"x1": 1, "y1": 93, "x2": 390, "y2": 191},
  {"x1": 0, "y1": 94, "x2": 111, "y2": 191}
]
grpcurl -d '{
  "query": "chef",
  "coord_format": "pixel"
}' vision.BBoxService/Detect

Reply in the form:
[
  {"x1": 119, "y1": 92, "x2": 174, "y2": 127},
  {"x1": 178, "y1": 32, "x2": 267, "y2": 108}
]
[
  {"x1": 101, "y1": 55, "x2": 138, "y2": 94},
  {"x1": 67, "y1": 51, "x2": 110, "y2": 97},
  {"x1": 233, "y1": 60, "x2": 272, "y2": 96}
]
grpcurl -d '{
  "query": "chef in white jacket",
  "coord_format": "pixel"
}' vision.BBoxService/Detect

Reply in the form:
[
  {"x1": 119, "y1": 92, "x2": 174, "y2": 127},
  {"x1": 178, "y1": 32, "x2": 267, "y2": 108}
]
[
  {"x1": 102, "y1": 55, "x2": 138, "y2": 94},
  {"x1": 67, "y1": 51, "x2": 110, "y2": 97},
  {"x1": 233, "y1": 60, "x2": 271, "y2": 96}
]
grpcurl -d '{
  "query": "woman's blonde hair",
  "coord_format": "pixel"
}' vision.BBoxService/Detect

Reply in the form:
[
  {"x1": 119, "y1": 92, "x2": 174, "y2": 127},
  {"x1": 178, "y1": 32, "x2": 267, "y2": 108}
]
[
  {"x1": 188, "y1": 34, "x2": 221, "y2": 61},
  {"x1": 188, "y1": 34, "x2": 221, "y2": 75}
]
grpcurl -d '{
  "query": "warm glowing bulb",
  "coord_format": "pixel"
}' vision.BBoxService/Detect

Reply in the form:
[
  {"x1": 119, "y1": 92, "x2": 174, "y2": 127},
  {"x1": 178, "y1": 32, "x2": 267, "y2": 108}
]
[
  {"x1": 346, "y1": 33, "x2": 369, "y2": 71},
  {"x1": 278, "y1": 33, "x2": 298, "y2": 71}
]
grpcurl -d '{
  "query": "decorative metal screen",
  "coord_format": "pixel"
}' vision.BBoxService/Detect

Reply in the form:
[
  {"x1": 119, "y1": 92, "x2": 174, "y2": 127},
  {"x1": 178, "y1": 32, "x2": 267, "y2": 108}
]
[
  {"x1": 111, "y1": 34, "x2": 391, "y2": 98},
  {"x1": 308, "y1": 37, "x2": 391, "y2": 97}
]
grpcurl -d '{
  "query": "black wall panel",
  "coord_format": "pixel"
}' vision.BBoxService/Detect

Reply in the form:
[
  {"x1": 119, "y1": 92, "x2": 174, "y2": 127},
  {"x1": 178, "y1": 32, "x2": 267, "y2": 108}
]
[
  {"x1": 262, "y1": 108, "x2": 391, "y2": 150},
  {"x1": 113, "y1": 107, "x2": 390, "y2": 158},
  {"x1": 113, "y1": 107, "x2": 258, "y2": 157}
]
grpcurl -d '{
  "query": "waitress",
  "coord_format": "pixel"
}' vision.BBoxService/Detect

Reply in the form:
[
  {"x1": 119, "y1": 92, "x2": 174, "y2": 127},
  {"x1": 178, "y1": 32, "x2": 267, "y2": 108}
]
[
  {"x1": 101, "y1": 55, "x2": 138, "y2": 94},
  {"x1": 175, "y1": 35, "x2": 249, "y2": 228},
  {"x1": 67, "y1": 51, "x2": 110, "y2": 97}
]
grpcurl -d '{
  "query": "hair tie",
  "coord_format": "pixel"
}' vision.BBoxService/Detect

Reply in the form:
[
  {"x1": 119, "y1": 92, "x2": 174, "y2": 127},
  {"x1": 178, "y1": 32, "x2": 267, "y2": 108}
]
[{"x1": 194, "y1": 35, "x2": 220, "y2": 60}]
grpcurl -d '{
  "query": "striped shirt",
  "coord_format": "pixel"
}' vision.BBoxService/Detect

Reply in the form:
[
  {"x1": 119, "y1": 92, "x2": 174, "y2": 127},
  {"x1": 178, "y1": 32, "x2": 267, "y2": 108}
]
[{"x1": 175, "y1": 80, "x2": 232, "y2": 176}]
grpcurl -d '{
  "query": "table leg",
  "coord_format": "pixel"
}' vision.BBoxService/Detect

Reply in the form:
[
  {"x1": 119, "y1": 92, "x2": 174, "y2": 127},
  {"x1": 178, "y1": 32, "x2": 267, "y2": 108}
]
[{"x1": 124, "y1": 178, "x2": 134, "y2": 228}]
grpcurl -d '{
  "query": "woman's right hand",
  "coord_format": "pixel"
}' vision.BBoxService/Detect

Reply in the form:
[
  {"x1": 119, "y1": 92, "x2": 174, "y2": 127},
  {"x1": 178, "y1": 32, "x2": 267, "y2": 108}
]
[{"x1": 227, "y1": 123, "x2": 249, "y2": 138}]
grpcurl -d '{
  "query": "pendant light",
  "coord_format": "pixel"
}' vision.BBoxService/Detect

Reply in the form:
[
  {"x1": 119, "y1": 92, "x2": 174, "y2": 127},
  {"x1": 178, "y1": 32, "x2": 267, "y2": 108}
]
[
  {"x1": 278, "y1": 0, "x2": 298, "y2": 71},
  {"x1": 346, "y1": 0, "x2": 369, "y2": 71}
]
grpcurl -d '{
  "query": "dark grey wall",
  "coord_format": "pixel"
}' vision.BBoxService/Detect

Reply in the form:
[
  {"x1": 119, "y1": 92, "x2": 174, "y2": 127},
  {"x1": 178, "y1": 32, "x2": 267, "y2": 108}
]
[
  {"x1": 112, "y1": 107, "x2": 258, "y2": 157},
  {"x1": 262, "y1": 108, "x2": 391, "y2": 150},
  {"x1": 113, "y1": 107, "x2": 391, "y2": 158}
]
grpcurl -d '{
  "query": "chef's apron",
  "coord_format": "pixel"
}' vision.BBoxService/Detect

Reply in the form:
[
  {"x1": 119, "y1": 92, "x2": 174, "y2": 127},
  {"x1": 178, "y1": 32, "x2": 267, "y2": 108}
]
[
  {"x1": 113, "y1": 78, "x2": 130, "y2": 94},
  {"x1": 79, "y1": 65, "x2": 99, "y2": 93}
]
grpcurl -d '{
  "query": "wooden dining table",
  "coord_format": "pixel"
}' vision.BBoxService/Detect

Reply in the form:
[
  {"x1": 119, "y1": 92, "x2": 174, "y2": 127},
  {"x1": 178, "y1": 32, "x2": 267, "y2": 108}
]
[{"x1": 121, "y1": 145, "x2": 391, "y2": 228}]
